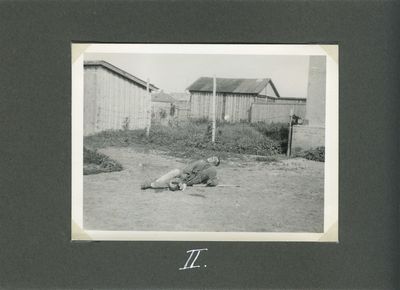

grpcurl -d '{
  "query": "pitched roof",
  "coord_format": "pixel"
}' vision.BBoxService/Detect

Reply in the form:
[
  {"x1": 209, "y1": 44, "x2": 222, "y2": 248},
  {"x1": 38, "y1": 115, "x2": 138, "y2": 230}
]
[
  {"x1": 187, "y1": 77, "x2": 280, "y2": 96},
  {"x1": 170, "y1": 92, "x2": 191, "y2": 102},
  {"x1": 84, "y1": 60, "x2": 158, "y2": 91},
  {"x1": 151, "y1": 91, "x2": 176, "y2": 103}
]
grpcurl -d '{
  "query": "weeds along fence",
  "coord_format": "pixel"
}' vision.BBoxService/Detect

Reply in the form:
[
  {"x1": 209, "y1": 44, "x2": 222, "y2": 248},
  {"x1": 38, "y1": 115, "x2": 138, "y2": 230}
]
[
  {"x1": 86, "y1": 116, "x2": 290, "y2": 158},
  {"x1": 250, "y1": 103, "x2": 306, "y2": 123},
  {"x1": 86, "y1": 120, "x2": 286, "y2": 157}
]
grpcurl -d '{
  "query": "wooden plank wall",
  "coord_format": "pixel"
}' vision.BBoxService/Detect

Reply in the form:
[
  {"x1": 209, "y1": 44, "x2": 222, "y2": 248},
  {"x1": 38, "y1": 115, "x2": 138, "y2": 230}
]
[
  {"x1": 190, "y1": 92, "x2": 255, "y2": 122},
  {"x1": 84, "y1": 66, "x2": 151, "y2": 135},
  {"x1": 84, "y1": 67, "x2": 98, "y2": 135},
  {"x1": 173, "y1": 101, "x2": 190, "y2": 121},
  {"x1": 250, "y1": 102, "x2": 306, "y2": 123},
  {"x1": 175, "y1": 108, "x2": 190, "y2": 121},
  {"x1": 224, "y1": 94, "x2": 255, "y2": 121},
  {"x1": 190, "y1": 92, "x2": 220, "y2": 120}
]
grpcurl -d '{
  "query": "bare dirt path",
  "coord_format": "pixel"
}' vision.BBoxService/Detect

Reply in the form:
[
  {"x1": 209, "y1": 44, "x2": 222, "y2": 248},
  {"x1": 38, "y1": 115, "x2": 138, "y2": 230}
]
[{"x1": 83, "y1": 147, "x2": 324, "y2": 232}]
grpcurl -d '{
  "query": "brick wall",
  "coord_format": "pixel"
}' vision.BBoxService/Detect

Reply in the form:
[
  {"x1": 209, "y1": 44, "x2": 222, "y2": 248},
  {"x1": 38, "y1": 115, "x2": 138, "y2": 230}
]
[{"x1": 291, "y1": 125, "x2": 325, "y2": 151}]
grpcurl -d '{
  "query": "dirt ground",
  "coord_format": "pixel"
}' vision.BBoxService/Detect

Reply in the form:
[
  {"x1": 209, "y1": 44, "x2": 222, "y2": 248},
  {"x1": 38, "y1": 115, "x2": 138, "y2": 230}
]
[{"x1": 83, "y1": 147, "x2": 324, "y2": 232}]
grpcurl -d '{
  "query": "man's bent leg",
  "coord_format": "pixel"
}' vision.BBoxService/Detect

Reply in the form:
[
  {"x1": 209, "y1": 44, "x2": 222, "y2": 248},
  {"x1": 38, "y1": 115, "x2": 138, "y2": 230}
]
[
  {"x1": 141, "y1": 169, "x2": 182, "y2": 190},
  {"x1": 186, "y1": 167, "x2": 217, "y2": 186}
]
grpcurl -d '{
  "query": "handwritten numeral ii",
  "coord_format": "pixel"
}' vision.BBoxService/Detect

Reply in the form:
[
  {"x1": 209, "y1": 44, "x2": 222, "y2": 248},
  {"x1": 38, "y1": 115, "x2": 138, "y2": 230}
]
[{"x1": 179, "y1": 248, "x2": 208, "y2": 270}]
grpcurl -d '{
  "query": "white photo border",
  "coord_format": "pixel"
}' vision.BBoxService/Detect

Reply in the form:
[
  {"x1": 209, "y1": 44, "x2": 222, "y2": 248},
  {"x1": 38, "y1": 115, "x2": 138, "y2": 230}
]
[{"x1": 71, "y1": 44, "x2": 338, "y2": 242}]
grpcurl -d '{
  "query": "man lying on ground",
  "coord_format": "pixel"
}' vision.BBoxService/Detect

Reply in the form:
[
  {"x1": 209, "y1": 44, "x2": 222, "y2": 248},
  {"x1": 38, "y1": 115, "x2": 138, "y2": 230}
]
[{"x1": 140, "y1": 156, "x2": 220, "y2": 191}]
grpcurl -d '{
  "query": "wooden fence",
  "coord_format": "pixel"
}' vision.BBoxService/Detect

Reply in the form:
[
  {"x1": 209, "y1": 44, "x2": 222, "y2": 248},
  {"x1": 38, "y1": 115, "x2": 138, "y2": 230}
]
[
  {"x1": 175, "y1": 107, "x2": 191, "y2": 120},
  {"x1": 250, "y1": 102, "x2": 306, "y2": 123}
]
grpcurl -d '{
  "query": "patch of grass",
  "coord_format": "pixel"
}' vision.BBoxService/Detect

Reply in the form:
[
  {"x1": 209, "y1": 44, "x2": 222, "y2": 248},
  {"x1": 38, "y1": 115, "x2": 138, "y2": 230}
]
[
  {"x1": 85, "y1": 121, "x2": 283, "y2": 160},
  {"x1": 296, "y1": 147, "x2": 325, "y2": 162},
  {"x1": 83, "y1": 147, "x2": 123, "y2": 175}
]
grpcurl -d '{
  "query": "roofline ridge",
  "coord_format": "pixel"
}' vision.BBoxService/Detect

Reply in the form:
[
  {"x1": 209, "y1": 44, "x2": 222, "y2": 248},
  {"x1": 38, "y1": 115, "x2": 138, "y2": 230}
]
[
  {"x1": 84, "y1": 60, "x2": 158, "y2": 91},
  {"x1": 197, "y1": 76, "x2": 269, "y2": 80}
]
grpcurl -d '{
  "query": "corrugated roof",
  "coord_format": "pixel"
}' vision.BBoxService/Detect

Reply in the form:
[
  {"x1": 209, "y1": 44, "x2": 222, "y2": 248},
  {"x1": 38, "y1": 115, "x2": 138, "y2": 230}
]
[
  {"x1": 152, "y1": 91, "x2": 176, "y2": 103},
  {"x1": 84, "y1": 60, "x2": 158, "y2": 91},
  {"x1": 187, "y1": 77, "x2": 274, "y2": 95}
]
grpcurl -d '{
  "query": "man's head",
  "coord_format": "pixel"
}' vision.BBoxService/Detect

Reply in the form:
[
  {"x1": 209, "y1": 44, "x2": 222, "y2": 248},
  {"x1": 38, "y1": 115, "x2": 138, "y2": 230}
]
[{"x1": 207, "y1": 156, "x2": 220, "y2": 166}]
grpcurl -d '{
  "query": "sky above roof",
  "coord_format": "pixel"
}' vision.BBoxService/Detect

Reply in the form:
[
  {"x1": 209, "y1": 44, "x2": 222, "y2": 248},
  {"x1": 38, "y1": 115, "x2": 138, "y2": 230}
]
[{"x1": 84, "y1": 53, "x2": 310, "y2": 98}]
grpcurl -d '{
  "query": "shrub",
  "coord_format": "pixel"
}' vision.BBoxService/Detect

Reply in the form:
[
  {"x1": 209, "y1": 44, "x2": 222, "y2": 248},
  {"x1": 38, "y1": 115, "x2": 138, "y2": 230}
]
[
  {"x1": 297, "y1": 147, "x2": 325, "y2": 162},
  {"x1": 213, "y1": 123, "x2": 281, "y2": 155},
  {"x1": 122, "y1": 117, "x2": 130, "y2": 130},
  {"x1": 159, "y1": 109, "x2": 167, "y2": 119},
  {"x1": 251, "y1": 122, "x2": 289, "y2": 152},
  {"x1": 83, "y1": 147, "x2": 123, "y2": 175}
]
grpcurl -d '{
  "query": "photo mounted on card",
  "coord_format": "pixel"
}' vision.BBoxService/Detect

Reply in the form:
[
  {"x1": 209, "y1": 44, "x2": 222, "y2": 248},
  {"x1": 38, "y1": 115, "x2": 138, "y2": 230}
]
[{"x1": 71, "y1": 44, "x2": 338, "y2": 241}]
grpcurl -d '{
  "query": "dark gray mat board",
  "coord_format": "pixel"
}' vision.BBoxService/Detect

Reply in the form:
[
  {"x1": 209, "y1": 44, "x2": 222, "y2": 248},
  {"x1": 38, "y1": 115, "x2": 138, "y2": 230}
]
[{"x1": 0, "y1": 1, "x2": 398, "y2": 289}]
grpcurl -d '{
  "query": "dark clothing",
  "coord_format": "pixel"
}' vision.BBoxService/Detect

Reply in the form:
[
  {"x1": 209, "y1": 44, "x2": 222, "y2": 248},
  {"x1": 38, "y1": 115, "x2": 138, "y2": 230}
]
[
  {"x1": 182, "y1": 160, "x2": 211, "y2": 176},
  {"x1": 141, "y1": 159, "x2": 219, "y2": 190},
  {"x1": 184, "y1": 166, "x2": 218, "y2": 186},
  {"x1": 181, "y1": 160, "x2": 218, "y2": 186}
]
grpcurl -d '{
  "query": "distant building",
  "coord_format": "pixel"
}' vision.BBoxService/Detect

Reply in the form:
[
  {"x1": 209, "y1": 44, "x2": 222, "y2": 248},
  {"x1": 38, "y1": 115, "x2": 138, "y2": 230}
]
[
  {"x1": 170, "y1": 92, "x2": 191, "y2": 120},
  {"x1": 170, "y1": 92, "x2": 190, "y2": 108},
  {"x1": 291, "y1": 56, "x2": 326, "y2": 151},
  {"x1": 187, "y1": 77, "x2": 305, "y2": 122},
  {"x1": 188, "y1": 77, "x2": 279, "y2": 122},
  {"x1": 84, "y1": 60, "x2": 158, "y2": 135},
  {"x1": 170, "y1": 92, "x2": 191, "y2": 102},
  {"x1": 151, "y1": 91, "x2": 176, "y2": 123}
]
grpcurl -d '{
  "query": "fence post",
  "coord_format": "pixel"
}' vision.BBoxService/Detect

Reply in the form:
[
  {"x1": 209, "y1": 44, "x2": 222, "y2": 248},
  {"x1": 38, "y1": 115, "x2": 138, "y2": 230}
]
[
  {"x1": 249, "y1": 103, "x2": 253, "y2": 122},
  {"x1": 287, "y1": 108, "x2": 294, "y2": 157},
  {"x1": 146, "y1": 79, "x2": 151, "y2": 137},
  {"x1": 212, "y1": 75, "x2": 216, "y2": 143}
]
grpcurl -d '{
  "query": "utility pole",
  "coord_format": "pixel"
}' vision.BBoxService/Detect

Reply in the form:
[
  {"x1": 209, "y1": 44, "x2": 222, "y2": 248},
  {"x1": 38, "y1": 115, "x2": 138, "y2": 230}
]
[
  {"x1": 212, "y1": 75, "x2": 217, "y2": 143},
  {"x1": 287, "y1": 108, "x2": 294, "y2": 157},
  {"x1": 146, "y1": 79, "x2": 151, "y2": 137}
]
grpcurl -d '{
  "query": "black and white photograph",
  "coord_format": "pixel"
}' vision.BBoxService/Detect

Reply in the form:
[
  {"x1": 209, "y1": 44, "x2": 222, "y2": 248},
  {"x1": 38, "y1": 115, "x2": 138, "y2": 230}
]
[{"x1": 72, "y1": 44, "x2": 338, "y2": 241}]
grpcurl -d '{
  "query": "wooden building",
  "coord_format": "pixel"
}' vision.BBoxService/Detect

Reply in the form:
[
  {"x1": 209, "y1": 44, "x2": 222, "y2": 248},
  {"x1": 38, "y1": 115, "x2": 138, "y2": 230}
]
[
  {"x1": 170, "y1": 92, "x2": 191, "y2": 121},
  {"x1": 187, "y1": 77, "x2": 304, "y2": 122},
  {"x1": 151, "y1": 91, "x2": 176, "y2": 123},
  {"x1": 84, "y1": 61, "x2": 158, "y2": 135}
]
